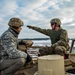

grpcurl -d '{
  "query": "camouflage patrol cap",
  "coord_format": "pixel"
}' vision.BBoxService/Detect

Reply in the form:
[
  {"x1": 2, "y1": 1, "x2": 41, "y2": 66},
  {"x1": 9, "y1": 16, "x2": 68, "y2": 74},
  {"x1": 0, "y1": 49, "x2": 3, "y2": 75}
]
[
  {"x1": 8, "y1": 17, "x2": 24, "y2": 27},
  {"x1": 50, "y1": 18, "x2": 61, "y2": 25}
]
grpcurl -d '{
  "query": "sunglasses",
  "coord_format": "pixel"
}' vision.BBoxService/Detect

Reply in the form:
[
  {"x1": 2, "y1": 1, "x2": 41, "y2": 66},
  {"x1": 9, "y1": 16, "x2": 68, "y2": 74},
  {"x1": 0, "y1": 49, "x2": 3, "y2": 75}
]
[{"x1": 51, "y1": 22, "x2": 57, "y2": 26}]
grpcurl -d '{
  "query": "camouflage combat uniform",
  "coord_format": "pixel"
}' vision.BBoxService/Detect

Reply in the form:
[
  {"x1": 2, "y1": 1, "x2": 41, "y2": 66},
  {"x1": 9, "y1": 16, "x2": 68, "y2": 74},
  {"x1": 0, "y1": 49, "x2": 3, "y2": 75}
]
[
  {"x1": 0, "y1": 18, "x2": 27, "y2": 75},
  {"x1": 27, "y1": 26, "x2": 70, "y2": 56}
]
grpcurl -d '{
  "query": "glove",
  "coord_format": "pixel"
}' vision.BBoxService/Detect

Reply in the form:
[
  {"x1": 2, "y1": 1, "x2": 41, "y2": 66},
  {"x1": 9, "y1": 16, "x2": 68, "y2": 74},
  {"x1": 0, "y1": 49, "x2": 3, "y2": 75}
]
[
  {"x1": 26, "y1": 53, "x2": 32, "y2": 64},
  {"x1": 27, "y1": 25, "x2": 33, "y2": 29},
  {"x1": 18, "y1": 40, "x2": 27, "y2": 45}
]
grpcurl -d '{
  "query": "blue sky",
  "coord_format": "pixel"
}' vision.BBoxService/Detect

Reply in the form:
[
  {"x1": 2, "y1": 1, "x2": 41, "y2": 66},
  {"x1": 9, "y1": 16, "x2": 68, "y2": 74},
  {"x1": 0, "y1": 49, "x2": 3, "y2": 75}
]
[{"x1": 0, "y1": 0, "x2": 75, "y2": 39}]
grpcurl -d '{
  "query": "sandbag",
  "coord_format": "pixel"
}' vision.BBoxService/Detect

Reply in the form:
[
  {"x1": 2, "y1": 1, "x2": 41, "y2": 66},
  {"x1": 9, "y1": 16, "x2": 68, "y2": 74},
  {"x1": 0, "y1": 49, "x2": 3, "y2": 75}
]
[{"x1": 17, "y1": 40, "x2": 33, "y2": 52}]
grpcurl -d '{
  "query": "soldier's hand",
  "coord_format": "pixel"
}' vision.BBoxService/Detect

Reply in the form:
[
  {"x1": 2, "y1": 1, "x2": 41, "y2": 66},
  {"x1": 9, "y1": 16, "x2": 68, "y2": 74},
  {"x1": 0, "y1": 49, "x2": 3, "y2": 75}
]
[{"x1": 27, "y1": 25, "x2": 33, "y2": 29}]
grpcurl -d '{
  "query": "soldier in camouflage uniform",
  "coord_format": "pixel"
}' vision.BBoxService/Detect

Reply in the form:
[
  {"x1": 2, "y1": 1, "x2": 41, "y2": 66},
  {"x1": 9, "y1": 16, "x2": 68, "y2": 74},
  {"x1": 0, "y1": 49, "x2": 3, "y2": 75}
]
[
  {"x1": 27, "y1": 18, "x2": 70, "y2": 56},
  {"x1": 0, "y1": 18, "x2": 31, "y2": 75}
]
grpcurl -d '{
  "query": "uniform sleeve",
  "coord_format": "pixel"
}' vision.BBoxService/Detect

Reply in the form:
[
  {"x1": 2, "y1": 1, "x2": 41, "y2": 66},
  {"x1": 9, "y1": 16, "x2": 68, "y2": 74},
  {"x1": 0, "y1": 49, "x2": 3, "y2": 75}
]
[
  {"x1": 2, "y1": 34, "x2": 27, "y2": 59},
  {"x1": 58, "y1": 29, "x2": 69, "y2": 45},
  {"x1": 60, "y1": 30, "x2": 68, "y2": 42},
  {"x1": 29, "y1": 26, "x2": 52, "y2": 36}
]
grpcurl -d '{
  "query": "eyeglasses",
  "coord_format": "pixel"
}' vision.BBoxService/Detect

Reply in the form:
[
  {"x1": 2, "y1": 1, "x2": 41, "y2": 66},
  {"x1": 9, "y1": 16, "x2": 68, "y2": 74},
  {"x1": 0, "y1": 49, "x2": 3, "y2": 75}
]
[{"x1": 51, "y1": 22, "x2": 57, "y2": 26}]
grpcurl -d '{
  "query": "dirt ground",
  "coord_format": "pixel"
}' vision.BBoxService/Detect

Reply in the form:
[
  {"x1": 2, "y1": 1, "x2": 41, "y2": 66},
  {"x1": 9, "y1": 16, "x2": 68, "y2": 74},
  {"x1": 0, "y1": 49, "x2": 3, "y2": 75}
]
[{"x1": 14, "y1": 62, "x2": 38, "y2": 75}]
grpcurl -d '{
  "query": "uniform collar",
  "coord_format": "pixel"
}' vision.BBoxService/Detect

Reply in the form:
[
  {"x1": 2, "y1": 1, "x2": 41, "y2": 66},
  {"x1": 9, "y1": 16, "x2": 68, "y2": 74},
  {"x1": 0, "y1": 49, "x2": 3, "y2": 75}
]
[{"x1": 8, "y1": 28, "x2": 19, "y2": 37}]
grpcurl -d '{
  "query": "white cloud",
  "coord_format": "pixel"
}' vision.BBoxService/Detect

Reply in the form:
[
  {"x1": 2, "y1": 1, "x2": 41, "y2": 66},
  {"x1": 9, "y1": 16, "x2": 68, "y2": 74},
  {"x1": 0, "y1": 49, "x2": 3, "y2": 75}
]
[
  {"x1": 62, "y1": 17, "x2": 74, "y2": 24},
  {"x1": 68, "y1": 29, "x2": 75, "y2": 38},
  {"x1": 0, "y1": 1, "x2": 18, "y2": 16},
  {"x1": 0, "y1": 0, "x2": 75, "y2": 38},
  {"x1": 27, "y1": 0, "x2": 48, "y2": 9},
  {"x1": 48, "y1": 1, "x2": 60, "y2": 10}
]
